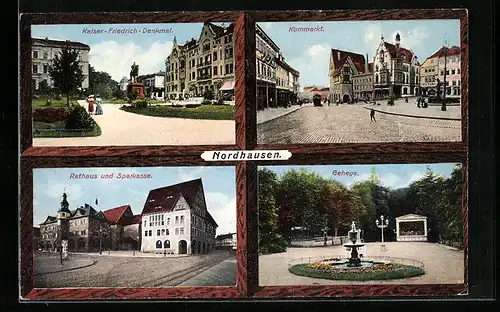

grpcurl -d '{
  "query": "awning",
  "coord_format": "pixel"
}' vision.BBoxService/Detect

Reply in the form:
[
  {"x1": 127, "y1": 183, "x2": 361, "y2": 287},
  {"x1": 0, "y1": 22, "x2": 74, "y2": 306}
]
[{"x1": 219, "y1": 81, "x2": 235, "y2": 91}]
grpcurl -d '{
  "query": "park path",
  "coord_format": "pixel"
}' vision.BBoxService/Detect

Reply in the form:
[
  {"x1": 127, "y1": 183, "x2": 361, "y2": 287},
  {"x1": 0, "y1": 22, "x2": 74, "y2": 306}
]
[
  {"x1": 33, "y1": 100, "x2": 235, "y2": 147},
  {"x1": 259, "y1": 242, "x2": 465, "y2": 286}
]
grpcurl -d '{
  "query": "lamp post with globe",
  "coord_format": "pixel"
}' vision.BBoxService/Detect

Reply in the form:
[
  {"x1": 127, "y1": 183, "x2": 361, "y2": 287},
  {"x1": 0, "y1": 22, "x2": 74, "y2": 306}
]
[{"x1": 375, "y1": 215, "x2": 389, "y2": 251}]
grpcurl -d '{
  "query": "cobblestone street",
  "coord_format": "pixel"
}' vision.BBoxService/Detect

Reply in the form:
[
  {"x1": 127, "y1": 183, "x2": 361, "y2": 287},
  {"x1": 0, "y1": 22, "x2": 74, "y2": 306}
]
[
  {"x1": 257, "y1": 105, "x2": 461, "y2": 144},
  {"x1": 34, "y1": 251, "x2": 236, "y2": 288}
]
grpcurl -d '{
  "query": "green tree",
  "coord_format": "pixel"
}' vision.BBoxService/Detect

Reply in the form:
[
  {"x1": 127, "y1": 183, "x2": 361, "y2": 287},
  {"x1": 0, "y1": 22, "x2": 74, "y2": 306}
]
[
  {"x1": 37, "y1": 79, "x2": 51, "y2": 96},
  {"x1": 48, "y1": 47, "x2": 84, "y2": 107},
  {"x1": 258, "y1": 168, "x2": 286, "y2": 254}
]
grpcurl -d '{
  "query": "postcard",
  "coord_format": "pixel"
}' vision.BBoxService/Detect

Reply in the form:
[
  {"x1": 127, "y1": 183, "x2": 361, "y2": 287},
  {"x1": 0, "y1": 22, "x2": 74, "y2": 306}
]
[
  {"x1": 257, "y1": 163, "x2": 465, "y2": 285},
  {"x1": 30, "y1": 22, "x2": 236, "y2": 147},
  {"x1": 31, "y1": 166, "x2": 237, "y2": 288},
  {"x1": 255, "y1": 20, "x2": 463, "y2": 144}
]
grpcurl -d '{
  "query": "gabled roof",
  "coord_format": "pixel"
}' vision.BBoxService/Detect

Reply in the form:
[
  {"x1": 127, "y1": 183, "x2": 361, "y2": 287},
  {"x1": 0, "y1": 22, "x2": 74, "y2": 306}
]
[
  {"x1": 275, "y1": 57, "x2": 299, "y2": 76},
  {"x1": 205, "y1": 212, "x2": 218, "y2": 227},
  {"x1": 427, "y1": 45, "x2": 461, "y2": 59},
  {"x1": 40, "y1": 216, "x2": 57, "y2": 225},
  {"x1": 319, "y1": 87, "x2": 329, "y2": 91},
  {"x1": 395, "y1": 213, "x2": 428, "y2": 220},
  {"x1": 103, "y1": 205, "x2": 131, "y2": 225},
  {"x1": 214, "y1": 23, "x2": 234, "y2": 39},
  {"x1": 331, "y1": 49, "x2": 366, "y2": 73},
  {"x1": 32, "y1": 37, "x2": 90, "y2": 50},
  {"x1": 141, "y1": 178, "x2": 204, "y2": 215},
  {"x1": 132, "y1": 214, "x2": 142, "y2": 224},
  {"x1": 71, "y1": 204, "x2": 99, "y2": 218},
  {"x1": 383, "y1": 42, "x2": 415, "y2": 62}
]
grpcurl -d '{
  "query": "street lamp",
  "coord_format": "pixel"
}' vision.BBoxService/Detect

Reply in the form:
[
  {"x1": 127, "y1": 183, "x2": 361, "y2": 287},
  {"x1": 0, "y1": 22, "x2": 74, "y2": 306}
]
[
  {"x1": 99, "y1": 226, "x2": 102, "y2": 255},
  {"x1": 375, "y1": 215, "x2": 389, "y2": 243},
  {"x1": 441, "y1": 39, "x2": 449, "y2": 111}
]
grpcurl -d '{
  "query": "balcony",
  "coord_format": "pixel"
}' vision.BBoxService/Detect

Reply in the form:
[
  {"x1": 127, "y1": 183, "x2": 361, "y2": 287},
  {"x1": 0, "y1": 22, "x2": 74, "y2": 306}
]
[{"x1": 197, "y1": 73, "x2": 212, "y2": 81}]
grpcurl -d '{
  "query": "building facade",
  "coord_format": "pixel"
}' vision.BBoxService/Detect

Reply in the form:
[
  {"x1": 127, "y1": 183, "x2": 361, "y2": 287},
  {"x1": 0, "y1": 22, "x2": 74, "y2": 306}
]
[
  {"x1": 215, "y1": 233, "x2": 237, "y2": 250},
  {"x1": 436, "y1": 46, "x2": 461, "y2": 98},
  {"x1": 140, "y1": 178, "x2": 218, "y2": 255},
  {"x1": 138, "y1": 71, "x2": 165, "y2": 100},
  {"x1": 419, "y1": 56, "x2": 438, "y2": 96},
  {"x1": 329, "y1": 49, "x2": 367, "y2": 103},
  {"x1": 103, "y1": 205, "x2": 142, "y2": 251},
  {"x1": 39, "y1": 193, "x2": 110, "y2": 253},
  {"x1": 275, "y1": 53, "x2": 300, "y2": 106},
  {"x1": 372, "y1": 33, "x2": 420, "y2": 99},
  {"x1": 165, "y1": 23, "x2": 235, "y2": 100},
  {"x1": 32, "y1": 38, "x2": 90, "y2": 90},
  {"x1": 353, "y1": 59, "x2": 374, "y2": 100}
]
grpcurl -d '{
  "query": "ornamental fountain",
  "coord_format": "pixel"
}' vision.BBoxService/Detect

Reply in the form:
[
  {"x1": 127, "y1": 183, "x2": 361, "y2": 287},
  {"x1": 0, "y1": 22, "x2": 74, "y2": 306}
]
[{"x1": 343, "y1": 221, "x2": 365, "y2": 267}]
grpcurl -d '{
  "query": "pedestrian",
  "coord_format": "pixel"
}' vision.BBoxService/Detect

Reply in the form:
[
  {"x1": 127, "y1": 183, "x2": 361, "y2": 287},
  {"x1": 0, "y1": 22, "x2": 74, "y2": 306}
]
[
  {"x1": 405, "y1": 97, "x2": 409, "y2": 103},
  {"x1": 95, "y1": 98, "x2": 104, "y2": 115},
  {"x1": 370, "y1": 108, "x2": 376, "y2": 122},
  {"x1": 417, "y1": 97, "x2": 421, "y2": 108},
  {"x1": 87, "y1": 96, "x2": 95, "y2": 115}
]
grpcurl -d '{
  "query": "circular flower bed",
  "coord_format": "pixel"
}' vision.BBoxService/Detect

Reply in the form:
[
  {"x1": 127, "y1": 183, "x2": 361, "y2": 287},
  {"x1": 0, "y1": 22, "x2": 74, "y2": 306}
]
[{"x1": 289, "y1": 261, "x2": 425, "y2": 281}]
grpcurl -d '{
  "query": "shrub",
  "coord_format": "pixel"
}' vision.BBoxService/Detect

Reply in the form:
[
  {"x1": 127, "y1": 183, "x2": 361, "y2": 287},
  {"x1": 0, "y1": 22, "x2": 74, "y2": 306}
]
[
  {"x1": 201, "y1": 99, "x2": 212, "y2": 105},
  {"x1": 65, "y1": 105, "x2": 94, "y2": 130},
  {"x1": 131, "y1": 98, "x2": 150, "y2": 109},
  {"x1": 32, "y1": 108, "x2": 69, "y2": 123},
  {"x1": 185, "y1": 104, "x2": 202, "y2": 109},
  {"x1": 213, "y1": 98, "x2": 226, "y2": 105},
  {"x1": 203, "y1": 89, "x2": 215, "y2": 101},
  {"x1": 46, "y1": 99, "x2": 52, "y2": 106},
  {"x1": 128, "y1": 90, "x2": 139, "y2": 102}
]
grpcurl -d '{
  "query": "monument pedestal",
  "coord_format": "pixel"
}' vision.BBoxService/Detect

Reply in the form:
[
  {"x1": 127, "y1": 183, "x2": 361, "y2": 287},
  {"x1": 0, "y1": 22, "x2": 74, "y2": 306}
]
[{"x1": 127, "y1": 83, "x2": 145, "y2": 99}]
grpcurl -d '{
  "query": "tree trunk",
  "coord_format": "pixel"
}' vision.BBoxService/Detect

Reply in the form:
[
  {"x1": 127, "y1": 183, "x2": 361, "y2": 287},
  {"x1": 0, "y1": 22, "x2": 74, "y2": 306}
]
[{"x1": 66, "y1": 93, "x2": 70, "y2": 107}]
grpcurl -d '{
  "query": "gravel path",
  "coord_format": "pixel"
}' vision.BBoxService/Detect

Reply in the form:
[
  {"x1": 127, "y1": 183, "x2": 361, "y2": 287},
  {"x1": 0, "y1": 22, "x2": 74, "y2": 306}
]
[
  {"x1": 33, "y1": 101, "x2": 235, "y2": 147},
  {"x1": 259, "y1": 242, "x2": 465, "y2": 285}
]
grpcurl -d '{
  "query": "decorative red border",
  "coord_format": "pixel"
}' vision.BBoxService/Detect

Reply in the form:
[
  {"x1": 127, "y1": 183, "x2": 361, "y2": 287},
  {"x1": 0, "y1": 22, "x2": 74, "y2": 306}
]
[
  {"x1": 20, "y1": 157, "x2": 248, "y2": 300},
  {"x1": 19, "y1": 11, "x2": 245, "y2": 157},
  {"x1": 246, "y1": 155, "x2": 468, "y2": 298},
  {"x1": 245, "y1": 9, "x2": 468, "y2": 154}
]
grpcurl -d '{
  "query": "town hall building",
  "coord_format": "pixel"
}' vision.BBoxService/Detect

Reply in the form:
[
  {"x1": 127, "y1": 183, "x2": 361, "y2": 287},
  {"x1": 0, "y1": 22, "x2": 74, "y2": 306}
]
[{"x1": 140, "y1": 178, "x2": 218, "y2": 255}]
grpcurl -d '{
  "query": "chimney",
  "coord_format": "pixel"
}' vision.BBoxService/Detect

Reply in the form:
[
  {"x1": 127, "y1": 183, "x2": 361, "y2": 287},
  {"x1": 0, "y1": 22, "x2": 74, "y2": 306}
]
[
  {"x1": 365, "y1": 54, "x2": 369, "y2": 73},
  {"x1": 337, "y1": 51, "x2": 341, "y2": 60}
]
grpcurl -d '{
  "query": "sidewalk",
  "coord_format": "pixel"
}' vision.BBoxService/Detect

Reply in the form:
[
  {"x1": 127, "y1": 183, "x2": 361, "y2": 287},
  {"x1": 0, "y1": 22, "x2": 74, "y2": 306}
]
[
  {"x1": 178, "y1": 258, "x2": 237, "y2": 286},
  {"x1": 34, "y1": 257, "x2": 95, "y2": 276},
  {"x1": 364, "y1": 98, "x2": 461, "y2": 120},
  {"x1": 257, "y1": 104, "x2": 312, "y2": 125}
]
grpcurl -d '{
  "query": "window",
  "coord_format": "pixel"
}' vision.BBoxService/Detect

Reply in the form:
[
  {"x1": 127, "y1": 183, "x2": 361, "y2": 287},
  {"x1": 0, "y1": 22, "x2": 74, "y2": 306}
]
[
  {"x1": 32, "y1": 65, "x2": 38, "y2": 74},
  {"x1": 451, "y1": 69, "x2": 455, "y2": 75},
  {"x1": 213, "y1": 66, "x2": 217, "y2": 75},
  {"x1": 165, "y1": 229, "x2": 169, "y2": 235},
  {"x1": 161, "y1": 220, "x2": 164, "y2": 225},
  {"x1": 164, "y1": 240, "x2": 170, "y2": 248},
  {"x1": 175, "y1": 216, "x2": 179, "y2": 224},
  {"x1": 43, "y1": 65, "x2": 48, "y2": 74},
  {"x1": 33, "y1": 51, "x2": 38, "y2": 58},
  {"x1": 180, "y1": 227, "x2": 185, "y2": 235},
  {"x1": 148, "y1": 230, "x2": 152, "y2": 236},
  {"x1": 156, "y1": 240, "x2": 162, "y2": 249},
  {"x1": 180, "y1": 216, "x2": 184, "y2": 224},
  {"x1": 175, "y1": 228, "x2": 179, "y2": 235},
  {"x1": 145, "y1": 231, "x2": 148, "y2": 236},
  {"x1": 157, "y1": 229, "x2": 160, "y2": 236}
]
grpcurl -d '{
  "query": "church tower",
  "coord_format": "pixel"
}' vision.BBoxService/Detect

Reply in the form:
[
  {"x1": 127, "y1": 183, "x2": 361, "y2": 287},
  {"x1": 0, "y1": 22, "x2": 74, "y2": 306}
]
[
  {"x1": 395, "y1": 33, "x2": 401, "y2": 49},
  {"x1": 57, "y1": 191, "x2": 71, "y2": 240}
]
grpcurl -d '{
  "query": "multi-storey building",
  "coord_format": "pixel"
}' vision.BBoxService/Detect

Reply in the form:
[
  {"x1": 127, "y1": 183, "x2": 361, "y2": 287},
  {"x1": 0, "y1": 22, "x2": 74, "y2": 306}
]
[
  {"x1": 138, "y1": 71, "x2": 165, "y2": 100},
  {"x1": 329, "y1": 49, "x2": 367, "y2": 103},
  {"x1": 419, "y1": 55, "x2": 439, "y2": 96},
  {"x1": 436, "y1": 46, "x2": 461, "y2": 98},
  {"x1": 39, "y1": 192, "x2": 110, "y2": 252},
  {"x1": 275, "y1": 53, "x2": 300, "y2": 106},
  {"x1": 353, "y1": 57, "x2": 374, "y2": 100},
  {"x1": 31, "y1": 37, "x2": 90, "y2": 90},
  {"x1": 38, "y1": 193, "x2": 141, "y2": 252},
  {"x1": 140, "y1": 178, "x2": 218, "y2": 255},
  {"x1": 215, "y1": 233, "x2": 237, "y2": 250},
  {"x1": 372, "y1": 33, "x2": 420, "y2": 99},
  {"x1": 165, "y1": 22, "x2": 235, "y2": 100},
  {"x1": 103, "y1": 205, "x2": 142, "y2": 251}
]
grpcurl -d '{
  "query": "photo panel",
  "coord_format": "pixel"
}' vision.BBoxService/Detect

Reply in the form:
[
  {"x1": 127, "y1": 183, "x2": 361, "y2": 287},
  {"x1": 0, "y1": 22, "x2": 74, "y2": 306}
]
[
  {"x1": 254, "y1": 18, "x2": 465, "y2": 145},
  {"x1": 256, "y1": 162, "x2": 467, "y2": 296},
  {"x1": 20, "y1": 12, "x2": 247, "y2": 155},
  {"x1": 20, "y1": 162, "x2": 247, "y2": 300}
]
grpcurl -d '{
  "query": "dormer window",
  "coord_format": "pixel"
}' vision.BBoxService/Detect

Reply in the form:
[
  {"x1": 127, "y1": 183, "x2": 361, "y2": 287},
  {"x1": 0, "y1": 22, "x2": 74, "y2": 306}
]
[
  {"x1": 154, "y1": 205, "x2": 162, "y2": 209},
  {"x1": 149, "y1": 199, "x2": 155, "y2": 202}
]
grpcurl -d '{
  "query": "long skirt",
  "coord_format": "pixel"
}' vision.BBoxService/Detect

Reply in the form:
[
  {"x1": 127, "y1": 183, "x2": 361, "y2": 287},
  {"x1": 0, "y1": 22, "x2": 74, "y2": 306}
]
[
  {"x1": 88, "y1": 101, "x2": 95, "y2": 113},
  {"x1": 95, "y1": 103, "x2": 103, "y2": 115}
]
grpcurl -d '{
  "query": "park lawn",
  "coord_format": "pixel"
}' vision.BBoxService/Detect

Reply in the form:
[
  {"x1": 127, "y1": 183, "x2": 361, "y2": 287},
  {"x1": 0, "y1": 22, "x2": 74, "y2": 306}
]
[
  {"x1": 32, "y1": 97, "x2": 77, "y2": 109},
  {"x1": 105, "y1": 98, "x2": 129, "y2": 104},
  {"x1": 33, "y1": 121, "x2": 102, "y2": 138},
  {"x1": 121, "y1": 104, "x2": 235, "y2": 120}
]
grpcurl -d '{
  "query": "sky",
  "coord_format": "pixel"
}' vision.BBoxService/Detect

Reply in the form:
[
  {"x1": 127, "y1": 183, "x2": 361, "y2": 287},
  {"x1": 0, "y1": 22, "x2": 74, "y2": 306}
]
[
  {"x1": 261, "y1": 163, "x2": 460, "y2": 189},
  {"x1": 33, "y1": 166, "x2": 236, "y2": 236},
  {"x1": 258, "y1": 20, "x2": 460, "y2": 88},
  {"x1": 32, "y1": 22, "x2": 229, "y2": 82}
]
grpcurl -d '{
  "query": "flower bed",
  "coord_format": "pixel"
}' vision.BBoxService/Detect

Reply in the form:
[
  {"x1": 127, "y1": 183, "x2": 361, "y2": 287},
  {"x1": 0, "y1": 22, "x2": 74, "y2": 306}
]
[{"x1": 289, "y1": 261, "x2": 425, "y2": 281}]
